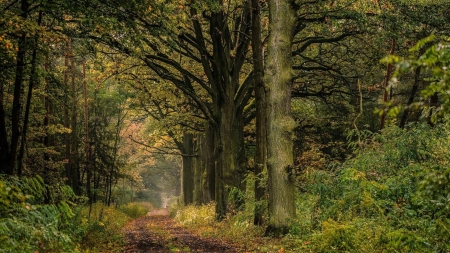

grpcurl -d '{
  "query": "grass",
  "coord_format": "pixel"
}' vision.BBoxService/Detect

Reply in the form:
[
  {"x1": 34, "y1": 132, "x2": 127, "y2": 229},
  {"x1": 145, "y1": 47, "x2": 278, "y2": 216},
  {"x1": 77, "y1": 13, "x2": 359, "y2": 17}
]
[
  {"x1": 173, "y1": 203, "x2": 290, "y2": 253},
  {"x1": 78, "y1": 202, "x2": 153, "y2": 252}
]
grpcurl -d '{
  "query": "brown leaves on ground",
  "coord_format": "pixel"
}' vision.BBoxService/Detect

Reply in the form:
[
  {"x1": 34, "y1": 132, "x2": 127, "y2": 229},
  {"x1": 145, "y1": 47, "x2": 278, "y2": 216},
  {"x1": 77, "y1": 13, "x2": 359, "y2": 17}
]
[{"x1": 123, "y1": 209, "x2": 242, "y2": 252}]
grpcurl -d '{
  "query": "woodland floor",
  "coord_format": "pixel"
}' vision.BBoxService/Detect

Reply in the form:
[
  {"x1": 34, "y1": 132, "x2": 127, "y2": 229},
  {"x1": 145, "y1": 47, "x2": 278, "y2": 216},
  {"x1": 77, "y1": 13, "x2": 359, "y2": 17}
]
[{"x1": 123, "y1": 209, "x2": 243, "y2": 252}]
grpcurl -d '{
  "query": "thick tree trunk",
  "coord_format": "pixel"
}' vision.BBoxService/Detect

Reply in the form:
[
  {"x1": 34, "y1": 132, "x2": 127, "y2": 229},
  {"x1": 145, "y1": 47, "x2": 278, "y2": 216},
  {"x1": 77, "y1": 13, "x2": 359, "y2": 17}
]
[
  {"x1": 199, "y1": 125, "x2": 215, "y2": 203},
  {"x1": 265, "y1": 0, "x2": 297, "y2": 237},
  {"x1": 214, "y1": 124, "x2": 227, "y2": 220},
  {"x1": 213, "y1": 99, "x2": 247, "y2": 219},
  {"x1": 182, "y1": 133, "x2": 194, "y2": 205},
  {"x1": 204, "y1": 125, "x2": 215, "y2": 202},
  {"x1": 193, "y1": 133, "x2": 203, "y2": 205},
  {"x1": 194, "y1": 125, "x2": 217, "y2": 204},
  {"x1": 252, "y1": 0, "x2": 267, "y2": 226},
  {"x1": 221, "y1": 101, "x2": 246, "y2": 210}
]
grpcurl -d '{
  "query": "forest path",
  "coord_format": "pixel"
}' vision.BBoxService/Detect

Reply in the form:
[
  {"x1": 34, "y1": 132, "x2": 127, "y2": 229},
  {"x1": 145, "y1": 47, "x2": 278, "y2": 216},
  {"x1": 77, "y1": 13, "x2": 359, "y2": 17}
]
[{"x1": 123, "y1": 209, "x2": 242, "y2": 252}]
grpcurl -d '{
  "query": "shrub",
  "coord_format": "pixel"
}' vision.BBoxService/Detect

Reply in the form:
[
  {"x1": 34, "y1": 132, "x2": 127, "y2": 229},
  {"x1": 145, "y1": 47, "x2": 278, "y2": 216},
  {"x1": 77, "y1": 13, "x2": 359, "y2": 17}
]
[
  {"x1": 119, "y1": 202, "x2": 152, "y2": 218},
  {"x1": 0, "y1": 176, "x2": 84, "y2": 252},
  {"x1": 79, "y1": 203, "x2": 133, "y2": 252},
  {"x1": 298, "y1": 123, "x2": 450, "y2": 252}
]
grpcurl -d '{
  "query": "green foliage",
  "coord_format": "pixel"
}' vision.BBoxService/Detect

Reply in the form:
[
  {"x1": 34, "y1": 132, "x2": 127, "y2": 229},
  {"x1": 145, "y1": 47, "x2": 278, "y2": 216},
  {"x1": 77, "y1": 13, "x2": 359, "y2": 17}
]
[
  {"x1": 385, "y1": 35, "x2": 450, "y2": 121},
  {"x1": 119, "y1": 202, "x2": 153, "y2": 218},
  {"x1": 79, "y1": 203, "x2": 134, "y2": 252},
  {"x1": 78, "y1": 202, "x2": 154, "y2": 252},
  {"x1": 0, "y1": 176, "x2": 85, "y2": 252},
  {"x1": 297, "y1": 123, "x2": 450, "y2": 252},
  {"x1": 174, "y1": 203, "x2": 216, "y2": 228}
]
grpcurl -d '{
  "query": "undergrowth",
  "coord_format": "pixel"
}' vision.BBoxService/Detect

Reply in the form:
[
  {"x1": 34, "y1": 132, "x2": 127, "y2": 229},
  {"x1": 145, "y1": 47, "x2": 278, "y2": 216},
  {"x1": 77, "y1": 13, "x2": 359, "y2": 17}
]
[
  {"x1": 0, "y1": 176, "x2": 85, "y2": 252},
  {"x1": 0, "y1": 174, "x2": 154, "y2": 253},
  {"x1": 79, "y1": 201, "x2": 153, "y2": 252},
  {"x1": 174, "y1": 122, "x2": 450, "y2": 252}
]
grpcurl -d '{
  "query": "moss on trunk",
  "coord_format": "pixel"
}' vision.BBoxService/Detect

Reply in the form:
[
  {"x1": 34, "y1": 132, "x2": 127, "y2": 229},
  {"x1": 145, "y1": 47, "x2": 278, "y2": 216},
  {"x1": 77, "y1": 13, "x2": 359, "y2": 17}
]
[{"x1": 264, "y1": 0, "x2": 297, "y2": 237}]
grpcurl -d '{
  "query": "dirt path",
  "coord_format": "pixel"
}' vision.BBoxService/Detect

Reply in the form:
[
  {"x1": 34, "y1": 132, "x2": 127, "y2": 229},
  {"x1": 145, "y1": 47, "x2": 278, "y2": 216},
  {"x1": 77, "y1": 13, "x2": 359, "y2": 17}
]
[{"x1": 123, "y1": 209, "x2": 241, "y2": 252}]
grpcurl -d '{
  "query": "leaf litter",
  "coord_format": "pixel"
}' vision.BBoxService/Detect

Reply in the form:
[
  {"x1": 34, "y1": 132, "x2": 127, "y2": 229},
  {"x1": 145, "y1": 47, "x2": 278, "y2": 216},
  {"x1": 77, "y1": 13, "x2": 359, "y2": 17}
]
[{"x1": 123, "y1": 209, "x2": 242, "y2": 252}]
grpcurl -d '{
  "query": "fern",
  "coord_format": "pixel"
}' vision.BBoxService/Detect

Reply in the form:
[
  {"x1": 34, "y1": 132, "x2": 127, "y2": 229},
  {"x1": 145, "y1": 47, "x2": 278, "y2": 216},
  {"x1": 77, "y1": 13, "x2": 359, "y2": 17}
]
[{"x1": 0, "y1": 176, "x2": 84, "y2": 252}]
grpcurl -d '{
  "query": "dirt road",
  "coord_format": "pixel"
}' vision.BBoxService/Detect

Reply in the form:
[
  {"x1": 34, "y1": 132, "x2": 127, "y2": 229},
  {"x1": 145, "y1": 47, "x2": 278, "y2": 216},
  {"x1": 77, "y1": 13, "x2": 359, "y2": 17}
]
[{"x1": 123, "y1": 209, "x2": 241, "y2": 252}]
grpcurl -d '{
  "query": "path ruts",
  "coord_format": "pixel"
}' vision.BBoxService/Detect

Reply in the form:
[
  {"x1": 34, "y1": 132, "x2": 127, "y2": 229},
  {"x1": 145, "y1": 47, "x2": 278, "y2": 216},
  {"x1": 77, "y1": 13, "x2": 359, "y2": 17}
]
[{"x1": 123, "y1": 209, "x2": 240, "y2": 252}]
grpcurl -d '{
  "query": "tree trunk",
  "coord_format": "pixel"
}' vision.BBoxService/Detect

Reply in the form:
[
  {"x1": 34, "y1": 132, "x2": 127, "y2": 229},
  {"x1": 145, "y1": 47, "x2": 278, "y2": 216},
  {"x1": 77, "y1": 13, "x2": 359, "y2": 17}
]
[
  {"x1": 204, "y1": 125, "x2": 215, "y2": 203},
  {"x1": 82, "y1": 57, "x2": 92, "y2": 204},
  {"x1": 193, "y1": 126, "x2": 216, "y2": 204},
  {"x1": 193, "y1": 132, "x2": 203, "y2": 205},
  {"x1": 252, "y1": 0, "x2": 267, "y2": 226},
  {"x1": 213, "y1": 124, "x2": 227, "y2": 220},
  {"x1": 399, "y1": 67, "x2": 421, "y2": 128},
  {"x1": 265, "y1": 0, "x2": 297, "y2": 237},
  {"x1": 18, "y1": 11, "x2": 42, "y2": 175},
  {"x1": 380, "y1": 39, "x2": 396, "y2": 130},
  {"x1": 64, "y1": 46, "x2": 71, "y2": 185},
  {"x1": 108, "y1": 108, "x2": 122, "y2": 206},
  {"x1": 43, "y1": 57, "x2": 51, "y2": 182},
  {"x1": 69, "y1": 40, "x2": 80, "y2": 194},
  {"x1": 182, "y1": 133, "x2": 194, "y2": 205},
  {"x1": 8, "y1": 0, "x2": 30, "y2": 174},
  {"x1": 0, "y1": 76, "x2": 9, "y2": 173},
  {"x1": 213, "y1": 98, "x2": 247, "y2": 219},
  {"x1": 428, "y1": 92, "x2": 439, "y2": 126}
]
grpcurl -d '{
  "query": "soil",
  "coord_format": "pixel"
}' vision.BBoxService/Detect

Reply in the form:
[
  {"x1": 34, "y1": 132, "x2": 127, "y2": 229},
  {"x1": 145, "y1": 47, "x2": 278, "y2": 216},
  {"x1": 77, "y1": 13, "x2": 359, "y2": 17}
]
[{"x1": 123, "y1": 209, "x2": 242, "y2": 253}]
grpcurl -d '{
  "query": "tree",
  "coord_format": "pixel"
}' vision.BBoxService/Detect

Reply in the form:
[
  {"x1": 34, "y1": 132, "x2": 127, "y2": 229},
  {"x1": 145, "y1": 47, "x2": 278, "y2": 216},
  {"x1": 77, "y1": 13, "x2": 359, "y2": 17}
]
[
  {"x1": 251, "y1": 0, "x2": 267, "y2": 226},
  {"x1": 265, "y1": 0, "x2": 297, "y2": 236},
  {"x1": 74, "y1": 0, "x2": 255, "y2": 219}
]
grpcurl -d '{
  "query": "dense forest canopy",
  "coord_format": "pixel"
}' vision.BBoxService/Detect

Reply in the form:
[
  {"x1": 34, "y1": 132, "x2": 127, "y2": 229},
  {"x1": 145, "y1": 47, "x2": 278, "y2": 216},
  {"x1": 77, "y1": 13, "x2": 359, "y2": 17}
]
[{"x1": 1, "y1": 0, "x2": 450, "y2": 251}]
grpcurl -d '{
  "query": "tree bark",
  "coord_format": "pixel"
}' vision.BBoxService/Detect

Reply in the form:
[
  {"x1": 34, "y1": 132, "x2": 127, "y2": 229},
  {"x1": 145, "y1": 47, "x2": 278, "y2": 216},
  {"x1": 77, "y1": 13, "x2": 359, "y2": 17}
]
[
  {"x1": 64, "y1": 45, "x2": 71, "y2": 185},
  {"x1": 252, "y1": 0, "x2": 267, "y2": 226},
  {"x1": 0, "y1": 75, "x2": 9, "y2": 173},
  {"x1": 265, "y1": 0, "x2": 297, "y2": 237},
  {"x1": 7, "y1": 0, "x2": 30, "y2": 174},
  {"x1": 82, "y1": 57, "x2": 92, "y2": 204},
  {"x1": 18, "y1": 10, "x2": 42, "y2": 175},
  {"x1": 193, "y1": 132, "x2": 203, "y2": 205},
  {"x1": 43, "y1": 56, "x2": 51, "y2": 182},
  {"x1": 182, "y1": 133, "x2": 194, "y2": 205},
  {"x1": 69, "y1": 39, "x2": 80, "y2": 194},
  {"x1": 202, "y1": 124, "x2": 215, "y2": 203}
]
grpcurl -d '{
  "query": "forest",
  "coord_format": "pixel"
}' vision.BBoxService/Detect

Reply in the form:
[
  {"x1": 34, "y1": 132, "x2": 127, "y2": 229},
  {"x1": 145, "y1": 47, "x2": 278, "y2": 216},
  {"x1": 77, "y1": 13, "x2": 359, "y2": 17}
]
[{"x1": 1, "y1": 0, "x2": 450, "y2": 252}]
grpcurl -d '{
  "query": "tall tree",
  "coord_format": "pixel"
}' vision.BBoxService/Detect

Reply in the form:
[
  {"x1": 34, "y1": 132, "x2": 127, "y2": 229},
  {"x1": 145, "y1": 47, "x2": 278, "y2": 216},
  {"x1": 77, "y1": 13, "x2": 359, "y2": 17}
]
[
  {"x1": 77, "y1": 0, "x2": 255, "y2": 219},
  {"x1": 251, "y1": 0, "x2": 267, "y2": 226},
  {"x1": 265, "y1": 0, "x2": 297, "y2": 236}
]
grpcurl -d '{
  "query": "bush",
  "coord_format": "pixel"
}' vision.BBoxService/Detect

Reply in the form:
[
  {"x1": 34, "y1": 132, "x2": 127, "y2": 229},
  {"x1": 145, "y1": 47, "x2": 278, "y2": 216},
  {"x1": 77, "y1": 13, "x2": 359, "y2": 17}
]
[
  {"x1": 298, "y1": 123, "x2": 450, "y2": 252},
  {"x1": 79, "y1": 203, "x2": 133, "y2": 252},
  {"x1": 119, "y1": 202, "x2": 153, "y2": 218},
  {"x1": 0, "y1": 176, "x2": 84, "y2": 252}
]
